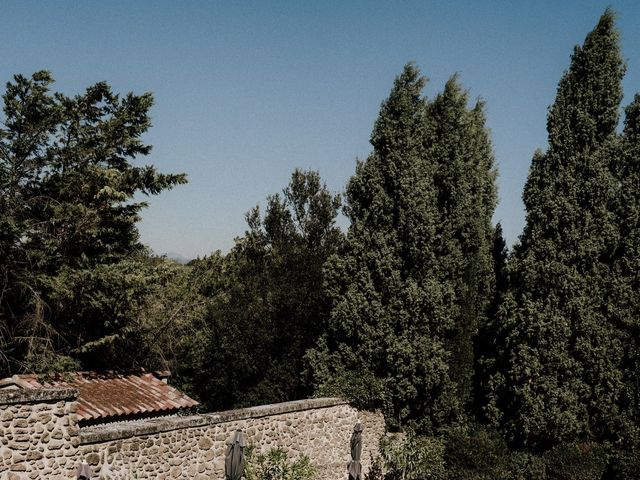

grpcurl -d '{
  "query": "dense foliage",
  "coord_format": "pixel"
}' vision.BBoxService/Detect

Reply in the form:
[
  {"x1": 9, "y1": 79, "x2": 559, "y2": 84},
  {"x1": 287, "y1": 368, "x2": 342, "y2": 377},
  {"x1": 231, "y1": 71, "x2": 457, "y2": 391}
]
[
  {"x1": 0, "y1": 72, "x2": 186, "y2": 375},
  {"x1": 475, "y1": 9, "x2": 640, "y2": 478},
  {"x1": 306, "y1": 63, "x2": 497, "y2": 433},
  {"x1": 372, "y1": 433, "x2": 446, "y2": 480},
  {"x1": 244, "y1": 447, "x2": 314, "y2": 480},
  {"x1": 482, "y1": 8, "x2": 632, "y2": 450},
  {"x1": 3, "y1": 9, "x2": 640, "y2": 479},
  {"x1": 190, "y1": 169, "x2": 342, "y2": 410}
]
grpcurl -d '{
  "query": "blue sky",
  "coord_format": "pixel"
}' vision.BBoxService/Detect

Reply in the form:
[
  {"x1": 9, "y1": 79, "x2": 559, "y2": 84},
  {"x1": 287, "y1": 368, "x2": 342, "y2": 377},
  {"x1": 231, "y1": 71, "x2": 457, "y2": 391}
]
[{"x1": 3, "y1": 1, "x2": 640, "y2": 258}]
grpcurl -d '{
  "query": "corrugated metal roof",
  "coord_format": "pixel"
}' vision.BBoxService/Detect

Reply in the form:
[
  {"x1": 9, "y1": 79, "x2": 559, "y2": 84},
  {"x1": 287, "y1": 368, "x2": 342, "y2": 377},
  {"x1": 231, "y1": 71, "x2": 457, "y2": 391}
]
[{"x1": 1, "y1": 371, "x2": 198, "y2": 422}]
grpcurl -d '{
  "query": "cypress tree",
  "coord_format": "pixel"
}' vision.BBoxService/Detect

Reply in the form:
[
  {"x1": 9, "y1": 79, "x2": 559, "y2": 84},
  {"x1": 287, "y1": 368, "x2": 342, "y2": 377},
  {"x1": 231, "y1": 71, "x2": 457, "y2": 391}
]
[
  {"x1": 428, "y1": 78, "x2": 497, "y2": 409},
  {"x1": 602, "y1": 95, "x2": 640, "y2": 476},
  {"x1": 475, "y1": 223, "x2": 508, "y2": 417},
  {"x1": 483, "y1": 10, "x2": 627, "y2": 449},
  {"x1": 307, "y1": 64, "x2": 497, "y2": 433},
  {"x1": 307, "y1": 64, "x2": 450, "y2": 432},
  {"x1": 620, "y1": 96, "x2": 640, "y2": 419}
]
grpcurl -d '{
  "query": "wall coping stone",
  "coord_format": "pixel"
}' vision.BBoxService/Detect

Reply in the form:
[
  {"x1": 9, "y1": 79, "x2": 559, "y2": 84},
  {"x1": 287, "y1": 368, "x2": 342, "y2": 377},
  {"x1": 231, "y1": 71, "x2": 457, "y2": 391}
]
[
  {"x1": 0, "y1": 387, "x2": 78, "y2": 405},
  {"x1": 80, "y1": 397, "x2": 348, "y2": 444}
]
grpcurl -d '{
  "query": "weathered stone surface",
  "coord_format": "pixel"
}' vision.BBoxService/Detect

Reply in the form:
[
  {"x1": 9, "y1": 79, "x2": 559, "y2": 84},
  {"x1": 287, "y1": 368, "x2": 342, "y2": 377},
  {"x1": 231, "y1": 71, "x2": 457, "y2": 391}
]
[
  {"x1": 1, "y1": 393, "x2": 384, "y2": 480},
  {"x1": 77, "y1": 400, "x2": 384, "y2": 480},
  {"x1": 0, "y1": 392, "x2": 79, "y2": 478},
  {"x1": 197, "y1": 437, "x2": 212, "y2": 450},
  {"x1": 0, "y1": 388, "x2": 77, "y2": 405}
]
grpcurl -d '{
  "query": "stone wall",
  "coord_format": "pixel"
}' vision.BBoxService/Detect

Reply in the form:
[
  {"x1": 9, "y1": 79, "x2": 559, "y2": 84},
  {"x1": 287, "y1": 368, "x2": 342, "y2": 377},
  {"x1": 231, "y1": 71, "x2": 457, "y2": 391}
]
[
  {"x1": 79, "y1": 398, "x2": 385, "y2": 480},
  {"x1": 0, "y1": 388, "x2": 79, "y2": 479},
  {"x1": 1, "y1": 391, "x2": 385, "y2": 480}
]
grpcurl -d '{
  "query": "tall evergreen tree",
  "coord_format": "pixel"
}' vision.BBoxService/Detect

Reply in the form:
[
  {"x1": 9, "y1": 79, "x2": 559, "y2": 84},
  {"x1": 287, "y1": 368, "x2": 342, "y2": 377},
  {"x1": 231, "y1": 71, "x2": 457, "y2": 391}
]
[
  {"x1": 602, "y1": 94, "x2": 640, "y2": 477},
  {"x1": 428, "y1": 78, "x2": 497, "y2": 409},
  {"x1": 0, "y1": 71, "x2": 186, "y2": 375},
  {"x1": 474, "y1": 223, "x2": 508, "y2": 417},
  {"x1": 483, "y1": 10, "x2": 627, "y2": 450},
  {"x1": 307, "y1": 64, "x2": 497, "y2": 433},
  {"x1": 618, "y1": 96, "x2": 640, "y2": 425}
]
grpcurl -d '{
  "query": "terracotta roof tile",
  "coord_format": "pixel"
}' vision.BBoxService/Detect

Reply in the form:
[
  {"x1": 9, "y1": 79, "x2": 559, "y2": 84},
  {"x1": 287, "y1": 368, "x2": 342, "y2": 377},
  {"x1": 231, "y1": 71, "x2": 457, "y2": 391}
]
[{"x1": 6, "y1": 371, "x2": 198, "y2": 422}]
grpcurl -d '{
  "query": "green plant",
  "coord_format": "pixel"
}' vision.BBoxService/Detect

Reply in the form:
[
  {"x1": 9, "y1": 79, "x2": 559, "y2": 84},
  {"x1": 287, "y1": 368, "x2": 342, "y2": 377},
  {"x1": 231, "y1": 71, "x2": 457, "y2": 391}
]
[
  {"x1": 542, "y1": 442, "x2": 608, "y2": 480},
  {"x1": 374, "y1": 432, "x2": 446, "y2": 480},
  {"x1": 243, "y1": 446, "x2": 315, "y2": 480},
  {"x1": 443, "y1": 424, "x2": 512, "y2": 480},
  {"x1": 364, "y1": 456, "x2": 384, "y2": 480}
]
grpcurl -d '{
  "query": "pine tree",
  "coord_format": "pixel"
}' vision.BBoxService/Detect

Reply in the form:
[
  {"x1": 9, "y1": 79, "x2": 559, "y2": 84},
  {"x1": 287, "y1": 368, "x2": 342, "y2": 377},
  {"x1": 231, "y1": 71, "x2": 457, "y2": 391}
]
[
  {"x1": 483, "y1": 10, "x2": 627, "y2": 449},
  {"x1": 0, "y1": 72, "x2": 186, "y2": 375},
  {"x1": 307, "y1": 64, "x2": 497, "y2": 433}
]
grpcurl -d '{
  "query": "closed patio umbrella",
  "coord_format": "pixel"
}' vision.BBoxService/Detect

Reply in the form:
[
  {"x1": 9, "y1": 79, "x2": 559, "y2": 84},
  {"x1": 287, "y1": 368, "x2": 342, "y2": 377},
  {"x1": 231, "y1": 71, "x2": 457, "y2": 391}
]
[
  {"x1": 225, "y1": 429, "x2": 246, "y2": 480},
  {"x1": 347, "y1": 423, "x2": 363, "y2": 480},
  {"x1": 76, "y1": 460, "x2": 91, "y2": 480}
]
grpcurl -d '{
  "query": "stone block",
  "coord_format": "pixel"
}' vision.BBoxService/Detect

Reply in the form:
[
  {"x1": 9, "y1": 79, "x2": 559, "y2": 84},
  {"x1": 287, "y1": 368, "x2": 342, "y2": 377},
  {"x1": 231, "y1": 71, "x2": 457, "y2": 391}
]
[
  {"x1": 36, "y1": 413, "x2": 51, "y2": 424},
  {"x1": 198, "y1": 436, "x2": 213, "y2": 450},
  {"x1": 86, "y1": 452, "x2": 100, "y2": 466},
  {"x1": 47, "y1": 439, "x2": 64, "y2": 450}
]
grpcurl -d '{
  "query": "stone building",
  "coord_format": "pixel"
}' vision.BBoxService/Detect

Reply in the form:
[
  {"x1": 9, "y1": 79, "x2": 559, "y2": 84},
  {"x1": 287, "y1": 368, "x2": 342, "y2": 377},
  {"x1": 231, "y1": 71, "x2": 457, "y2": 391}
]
[{"x1": 0, "y1": 370, "x2": 199, "y2": 426}]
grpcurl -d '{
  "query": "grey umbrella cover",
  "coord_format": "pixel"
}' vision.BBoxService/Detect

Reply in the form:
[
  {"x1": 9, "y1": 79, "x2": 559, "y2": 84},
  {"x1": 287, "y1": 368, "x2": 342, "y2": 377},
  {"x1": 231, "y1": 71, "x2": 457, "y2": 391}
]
[
  {"x1": 76, "y1": 460, "x2": 91, "y2": 480},
  {"x1": 225, "y1": 430, "x2": 246, "y2": 480},
  {"x1": 347, "y1": 423, "x2": 364, "y2": 480}
]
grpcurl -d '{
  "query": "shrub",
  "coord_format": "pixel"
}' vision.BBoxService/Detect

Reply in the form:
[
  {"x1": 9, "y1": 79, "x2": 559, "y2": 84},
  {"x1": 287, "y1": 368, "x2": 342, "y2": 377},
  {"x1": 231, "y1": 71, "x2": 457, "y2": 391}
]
[
  {"x1": 243, "y1": 446, "x2": 315, "y2": 480},
  {"x1": 542, "y1": 442, "x2": 608, "y2": 480},
  {"x1": 604, "y1": 447, "x2": 640, "y2": 480},
  {"x1": 443, "y1": 425, "x2": 611, "y2": 480},
  {"x1": 506, "y1": 451, "x2": 547, "y2": 480},
  {"x1": 443, "y1": 424, "x2": 512, "y2": 480},
  {"x1": 367, "y1": 432, "x2": 446, "y2": 480}
]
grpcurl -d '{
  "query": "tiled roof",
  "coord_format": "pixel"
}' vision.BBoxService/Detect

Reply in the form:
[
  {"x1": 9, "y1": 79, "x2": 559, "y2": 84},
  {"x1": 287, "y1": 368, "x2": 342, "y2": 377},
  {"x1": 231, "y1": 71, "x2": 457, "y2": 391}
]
[{"x1": 0, "y1": 371, "x2": 198, "y2": 422}]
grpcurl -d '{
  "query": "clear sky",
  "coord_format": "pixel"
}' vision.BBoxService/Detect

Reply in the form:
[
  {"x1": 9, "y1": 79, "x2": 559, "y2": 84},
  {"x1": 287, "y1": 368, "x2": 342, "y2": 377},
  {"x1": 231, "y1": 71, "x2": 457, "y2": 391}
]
[{"x1": 3, "y1": 1, "x2": 640, "y2": 258}]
